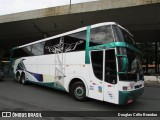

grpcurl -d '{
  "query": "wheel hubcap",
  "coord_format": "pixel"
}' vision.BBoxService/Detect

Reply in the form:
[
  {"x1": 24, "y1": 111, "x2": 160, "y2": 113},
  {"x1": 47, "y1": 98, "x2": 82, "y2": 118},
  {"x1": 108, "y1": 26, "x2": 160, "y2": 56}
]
[
  {"x1": 17, "y1": 76, "x2": 20, "y2": 82},
  {"x1": 22, "y1": 76, "x2": 25, "y2": 84},
  {"x1": 22, "y1": 78, "x2": 24, "y2": 83},
  {"x1": 75, "y1": 87, "x2": 84, "y2": 97}
]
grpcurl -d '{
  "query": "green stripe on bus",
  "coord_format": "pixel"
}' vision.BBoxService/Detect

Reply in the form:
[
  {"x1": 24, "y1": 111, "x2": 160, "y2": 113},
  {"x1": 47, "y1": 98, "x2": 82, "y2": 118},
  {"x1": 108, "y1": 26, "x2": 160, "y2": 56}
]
[
  {"x1": 28, "y1": 81, "x2": 66, "y2": 91},
  {"x1": 117, "y1": 72, "x2": 126, "y2": 74},
  {"x1": 89, "y1": 42, "x2": 139, "y2": 52},
  {"x1": 119, "y1": 88, "x2": 144, "y2": 105},
  {"x1": 85, "y1": 26, "x2": 91, "y2": 64},
  {"x1": 116, "y1": 54, "x2": 127, "y2": 57}
]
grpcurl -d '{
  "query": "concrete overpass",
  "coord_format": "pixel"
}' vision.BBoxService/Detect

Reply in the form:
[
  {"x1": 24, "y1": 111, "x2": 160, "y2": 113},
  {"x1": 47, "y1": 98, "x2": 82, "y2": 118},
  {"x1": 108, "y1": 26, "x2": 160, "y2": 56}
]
[{"x1": 0, "y1": 0, "x2": 160, "y2": 55}]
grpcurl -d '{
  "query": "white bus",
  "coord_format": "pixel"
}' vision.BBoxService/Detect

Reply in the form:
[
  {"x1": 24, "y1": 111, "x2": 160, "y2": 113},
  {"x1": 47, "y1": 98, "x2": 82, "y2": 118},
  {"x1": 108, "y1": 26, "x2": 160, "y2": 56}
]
[{"x1": 10, "y1": 22, "x2": 144, "y2": 105}]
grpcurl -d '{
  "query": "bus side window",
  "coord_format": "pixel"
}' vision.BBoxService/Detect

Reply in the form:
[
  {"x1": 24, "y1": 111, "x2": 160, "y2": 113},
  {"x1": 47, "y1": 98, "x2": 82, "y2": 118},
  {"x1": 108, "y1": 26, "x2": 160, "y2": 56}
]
[
  {"x1": 64, "y1": 31, "x2": 86, "y2": 53},
  {"x1": 91, "y1": 51, "x2": 103, "y2": 80},
  {"x1": 105, "y1": 50, "x2": 117, "y2": 84},
  {"x1": 44, "y1": 38, "x2": 61, "y2": 54},
  {"x1": 31, "y1": 42, "x2": 45, "y2": 56},
  {"x1": 12, "y1": 47, "x2": 31, "y2": 58}
]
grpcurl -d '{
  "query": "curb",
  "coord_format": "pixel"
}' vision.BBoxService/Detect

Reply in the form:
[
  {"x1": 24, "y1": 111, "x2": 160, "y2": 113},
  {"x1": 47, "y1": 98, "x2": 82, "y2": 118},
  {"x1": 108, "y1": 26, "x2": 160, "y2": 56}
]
[
  {"x1": 144, "y1": 81, "x2": 160, "y2": 87},
  {"x1": 144, "y1": 76, "x2": 160, "y2": 87}
]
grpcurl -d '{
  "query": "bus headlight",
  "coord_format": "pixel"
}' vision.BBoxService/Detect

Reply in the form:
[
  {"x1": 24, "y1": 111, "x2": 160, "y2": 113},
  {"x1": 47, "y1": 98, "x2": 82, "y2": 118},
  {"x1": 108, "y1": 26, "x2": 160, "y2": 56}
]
[
  {"x1": 123, "y1": 86, "x2": 133, "y2": 90},
  {"x1": 123, "y1": 83, "x2": 134, "y2": 90}
]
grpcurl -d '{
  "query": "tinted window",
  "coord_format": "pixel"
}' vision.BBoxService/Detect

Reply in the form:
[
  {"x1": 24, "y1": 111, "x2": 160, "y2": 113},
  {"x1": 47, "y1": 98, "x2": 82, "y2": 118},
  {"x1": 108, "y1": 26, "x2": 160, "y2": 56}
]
[
  {"x1": 44, "y1": 31, "x2": 86, "y2": 54},
  {"x1": 105, "y1": 49, "x2": 117, "y2": 84},
  {"x1": 11, "y1": 48, "x2": 31, "y2": 58},
  {"x1": 125, "y1": 49, "x2": 143, "y2": 81},
  {"x1": 11, "y1": 31, "x2": 87, "y2": 58},
  {"x1": 91, "y1": 51, "x2": 103, "y2": 80},
  {"x1": 44, "y1": 37, "x2": 62, "y2": 54},
  {"x1": 64, "y1": 31, "x2": 86, "y2": 52},
  {"x1": 32, "y1": 42, "x2": 45, "y2": 55},
  {"x1": 11, "y1": 42, "x2": 45, "y2": 58},
  {"x1": 113, "y1": 25, "x2": 135, "y2": 45},
  {"x1": 11, "y1": 48, "x2": 28, "y2": 58},
  {"x1": 23, "y1": 45, "x2": 32, "y2": 56},
  {"x1": 90, "y1": 25, "x2": 114, "y2": 46},
  {"x1": 117, "y1": 48, "x2": 144, "y2": 81}
]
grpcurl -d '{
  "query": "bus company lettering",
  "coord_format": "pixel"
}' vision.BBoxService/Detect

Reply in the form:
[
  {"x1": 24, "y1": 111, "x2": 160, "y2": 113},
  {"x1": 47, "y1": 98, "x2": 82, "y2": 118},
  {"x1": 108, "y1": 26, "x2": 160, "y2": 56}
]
[{"x1": 12, "y1": 112, "x2": 42, "y2": 117}]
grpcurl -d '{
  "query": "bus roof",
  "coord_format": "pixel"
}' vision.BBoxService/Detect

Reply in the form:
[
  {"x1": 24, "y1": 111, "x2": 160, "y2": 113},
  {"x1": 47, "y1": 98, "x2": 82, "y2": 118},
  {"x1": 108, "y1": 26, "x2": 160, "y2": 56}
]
[{"x1": 15, "y1": 22, "x2": 131, "y2": 49}]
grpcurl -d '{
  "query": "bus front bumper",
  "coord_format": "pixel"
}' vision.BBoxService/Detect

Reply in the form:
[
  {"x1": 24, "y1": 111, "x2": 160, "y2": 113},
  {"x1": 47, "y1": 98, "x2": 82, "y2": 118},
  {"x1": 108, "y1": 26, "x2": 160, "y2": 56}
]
[{"x1": 119, "y1": 87, "x2": 144, "y2": 105}]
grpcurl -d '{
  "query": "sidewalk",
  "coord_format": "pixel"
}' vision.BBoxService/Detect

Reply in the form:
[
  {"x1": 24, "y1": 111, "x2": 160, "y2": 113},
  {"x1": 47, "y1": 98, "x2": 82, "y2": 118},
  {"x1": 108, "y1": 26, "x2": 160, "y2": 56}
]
[{"x1": 144, "y1": 75, "x2": 160, "y2": 87}]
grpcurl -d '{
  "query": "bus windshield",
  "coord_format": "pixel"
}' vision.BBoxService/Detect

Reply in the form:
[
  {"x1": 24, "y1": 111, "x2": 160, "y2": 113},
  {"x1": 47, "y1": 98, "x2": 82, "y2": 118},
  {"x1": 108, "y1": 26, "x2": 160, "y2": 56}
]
[
  {"x1": 89, "y1": 25, "x2": 135, "y2": 47},
  {"x1": 118, "y1": 48, "x2": 143, "y2": 81},
  {"x1": 89, "y1": 25, "x2": 114, "y2": 46}
]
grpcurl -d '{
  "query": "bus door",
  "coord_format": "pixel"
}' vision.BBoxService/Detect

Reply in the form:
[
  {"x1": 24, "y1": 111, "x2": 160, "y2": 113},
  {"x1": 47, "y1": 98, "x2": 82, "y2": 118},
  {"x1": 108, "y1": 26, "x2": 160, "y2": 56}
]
[
  {"x1": 54, "y1": 37, "x2": 65, "y2": 89},
  {"x1": 90, "y1": 49, "x2": 118, "y2": 103},
  {"x1": 89, "y1": 50, "x2": 104, "y2": 101},
  {"x1": 103, "y1": 49, "x2": 118, "y2": 104}
]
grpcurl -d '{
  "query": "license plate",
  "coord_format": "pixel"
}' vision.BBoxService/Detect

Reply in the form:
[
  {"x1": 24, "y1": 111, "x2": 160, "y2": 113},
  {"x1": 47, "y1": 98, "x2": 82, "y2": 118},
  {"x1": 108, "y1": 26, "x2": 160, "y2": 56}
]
[{"x1": 127, "y1": 99, "x2": 133, "y2": 104}]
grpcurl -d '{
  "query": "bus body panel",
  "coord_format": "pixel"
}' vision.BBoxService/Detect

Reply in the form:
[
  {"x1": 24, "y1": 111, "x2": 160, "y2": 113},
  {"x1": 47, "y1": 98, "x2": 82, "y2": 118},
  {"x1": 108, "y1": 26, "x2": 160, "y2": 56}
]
[
  {"x1": 88, "y1": 64, "x2": 103, "y2": 101},
  {"x1": 103, "y1": 82, "x2": 119, "y2": 104},
  {"x1": 12, "y1": 51, "x2": 87, "y2": 90}
]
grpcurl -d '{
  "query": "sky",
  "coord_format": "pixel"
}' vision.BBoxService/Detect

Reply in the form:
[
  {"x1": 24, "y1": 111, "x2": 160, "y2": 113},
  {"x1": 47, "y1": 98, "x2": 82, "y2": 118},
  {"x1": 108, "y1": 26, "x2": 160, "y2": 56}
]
[{"x1": 0, "y1": 0, "x2": 97, "y2": 15}]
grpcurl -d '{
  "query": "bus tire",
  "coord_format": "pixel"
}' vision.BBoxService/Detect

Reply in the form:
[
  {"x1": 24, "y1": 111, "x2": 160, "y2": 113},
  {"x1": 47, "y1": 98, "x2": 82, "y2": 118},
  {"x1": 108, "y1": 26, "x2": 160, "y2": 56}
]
[
  {"x1": 21, "y1": 74, "x2": 27, "y2": 85},
  {"x1": 71, "y1": 81, "x2": 87, "y2": 101},
  {"x1": 16, "y1": 74, "x2": 21, "y2": 83}
]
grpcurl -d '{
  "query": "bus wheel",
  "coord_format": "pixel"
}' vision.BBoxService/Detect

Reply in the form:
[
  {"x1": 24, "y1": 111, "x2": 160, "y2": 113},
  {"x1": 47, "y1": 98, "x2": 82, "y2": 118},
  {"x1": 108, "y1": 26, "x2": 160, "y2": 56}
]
[
  {"x1": 16, "y1": 74, "x2": 21, "y2": 83},
  {"x1": 21, "y1": 74, "x2": 27, "y2": 85},
  {"x1": 71, "y1": 81, "x2": 86, "y2": 101}
]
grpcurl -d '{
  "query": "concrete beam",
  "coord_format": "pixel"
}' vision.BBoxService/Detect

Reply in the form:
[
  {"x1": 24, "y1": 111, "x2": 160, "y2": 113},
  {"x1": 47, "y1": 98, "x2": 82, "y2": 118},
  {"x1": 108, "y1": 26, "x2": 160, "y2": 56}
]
[{"x1": 0, "y1": 0, "x2": 160, "y2": 23}]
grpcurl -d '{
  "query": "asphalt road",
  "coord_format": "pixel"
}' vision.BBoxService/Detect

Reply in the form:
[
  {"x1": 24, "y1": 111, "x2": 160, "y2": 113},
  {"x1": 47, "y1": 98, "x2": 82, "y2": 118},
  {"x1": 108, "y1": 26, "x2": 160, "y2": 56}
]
[{"x1": 0, "y1": 77, "x2": 160, "y2": 120}]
